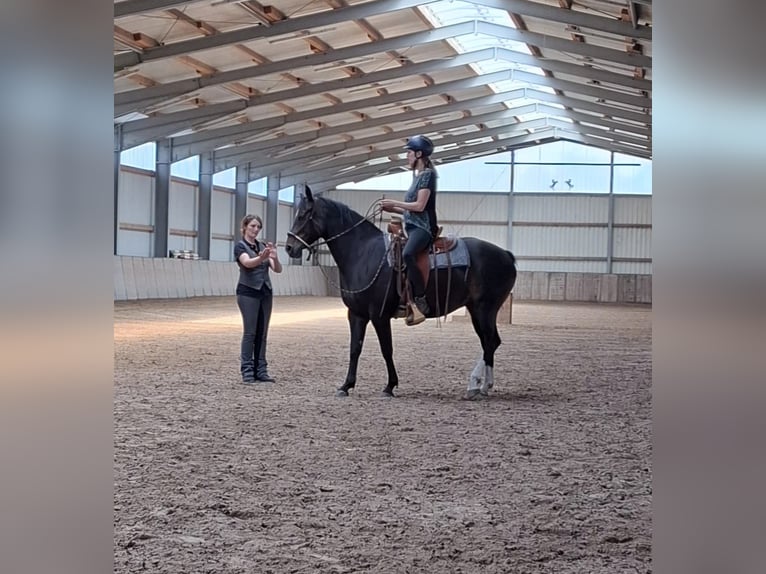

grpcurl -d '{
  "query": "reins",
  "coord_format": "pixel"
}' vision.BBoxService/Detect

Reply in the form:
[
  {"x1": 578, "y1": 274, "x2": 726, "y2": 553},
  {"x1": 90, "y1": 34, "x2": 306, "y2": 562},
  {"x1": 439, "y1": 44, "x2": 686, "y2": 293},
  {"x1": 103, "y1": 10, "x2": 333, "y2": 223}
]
[{"x1": 288, "y1": 202, "x2": 392, "y2": 295}]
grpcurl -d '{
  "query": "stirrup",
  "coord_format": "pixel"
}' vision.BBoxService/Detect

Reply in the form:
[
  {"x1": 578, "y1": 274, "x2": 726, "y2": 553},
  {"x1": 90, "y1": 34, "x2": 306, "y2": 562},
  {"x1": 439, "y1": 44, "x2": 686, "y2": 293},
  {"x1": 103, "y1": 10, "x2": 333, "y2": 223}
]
[{"x1": 405, "y1": 302, "x2": 426, "y2": 326}]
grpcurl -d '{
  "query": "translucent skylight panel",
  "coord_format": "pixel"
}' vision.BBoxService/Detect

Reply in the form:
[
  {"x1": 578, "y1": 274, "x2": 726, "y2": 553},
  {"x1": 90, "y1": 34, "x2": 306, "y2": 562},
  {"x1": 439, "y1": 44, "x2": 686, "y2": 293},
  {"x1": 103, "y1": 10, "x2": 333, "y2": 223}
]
[{"x1": 418, "y1": 1, "x2": 543, "y2": 95}]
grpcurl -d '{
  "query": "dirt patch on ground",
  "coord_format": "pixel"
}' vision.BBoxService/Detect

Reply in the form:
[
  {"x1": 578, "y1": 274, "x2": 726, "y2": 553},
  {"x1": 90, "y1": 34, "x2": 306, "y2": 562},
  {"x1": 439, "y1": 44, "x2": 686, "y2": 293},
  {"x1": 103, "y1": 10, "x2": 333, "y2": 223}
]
[{"x1": 114, "y1": 296, "x2": 651, "y2": 573}]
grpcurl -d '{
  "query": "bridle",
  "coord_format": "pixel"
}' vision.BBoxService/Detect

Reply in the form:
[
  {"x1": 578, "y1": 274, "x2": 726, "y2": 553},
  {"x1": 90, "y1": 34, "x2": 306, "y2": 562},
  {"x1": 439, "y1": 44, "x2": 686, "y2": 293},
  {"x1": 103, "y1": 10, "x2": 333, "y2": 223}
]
[
  {"x1": 287, "y1": 202, "x2": 383, "y2": 259},
  {"x1": 287, "y1": 202, "x2": 391, "y2": 295}
]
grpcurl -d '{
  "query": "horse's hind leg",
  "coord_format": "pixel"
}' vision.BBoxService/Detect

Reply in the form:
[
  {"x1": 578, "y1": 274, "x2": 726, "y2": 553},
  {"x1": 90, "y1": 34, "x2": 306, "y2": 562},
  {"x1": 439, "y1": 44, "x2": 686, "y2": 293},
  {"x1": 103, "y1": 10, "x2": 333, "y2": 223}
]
[
  {"x1": 464, "y1": 303, "x2": 502, "y2": 399},
  {"x1": 338, "y1": 311, "x2": 368, "y2": 397},
  {"x1": 371, "y1": 318, "x2": 399, "y2": 397}
]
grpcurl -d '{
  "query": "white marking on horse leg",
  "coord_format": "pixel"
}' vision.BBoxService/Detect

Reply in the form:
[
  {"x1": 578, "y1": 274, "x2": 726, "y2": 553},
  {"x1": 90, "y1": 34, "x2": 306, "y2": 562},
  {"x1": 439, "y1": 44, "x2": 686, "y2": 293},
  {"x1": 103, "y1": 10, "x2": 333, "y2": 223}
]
[
  {"x1": 468, "y1": 357, "x2": 485, "y2": 391},
  {"x1": 462, "y1": 357, "x2": 487, "y2": 400},
  {"x1": 480, "y1": 365, "x2": 494, "y2": 395}
]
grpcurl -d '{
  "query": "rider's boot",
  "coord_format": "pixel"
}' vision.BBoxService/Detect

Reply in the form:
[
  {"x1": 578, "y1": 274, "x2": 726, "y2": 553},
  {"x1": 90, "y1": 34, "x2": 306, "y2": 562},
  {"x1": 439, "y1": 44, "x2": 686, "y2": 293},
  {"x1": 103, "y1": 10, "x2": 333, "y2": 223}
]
[{"x1": 414, "y1": 295, "x2": 430, "y2": 315}]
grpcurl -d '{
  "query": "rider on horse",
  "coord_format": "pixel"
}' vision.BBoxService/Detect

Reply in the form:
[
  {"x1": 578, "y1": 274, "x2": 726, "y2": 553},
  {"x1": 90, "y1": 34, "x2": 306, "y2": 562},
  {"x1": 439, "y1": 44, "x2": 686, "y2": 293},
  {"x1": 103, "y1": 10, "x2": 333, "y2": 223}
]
[{"x1": 380, "y1": 135, "x2": 439, "y2": 322}]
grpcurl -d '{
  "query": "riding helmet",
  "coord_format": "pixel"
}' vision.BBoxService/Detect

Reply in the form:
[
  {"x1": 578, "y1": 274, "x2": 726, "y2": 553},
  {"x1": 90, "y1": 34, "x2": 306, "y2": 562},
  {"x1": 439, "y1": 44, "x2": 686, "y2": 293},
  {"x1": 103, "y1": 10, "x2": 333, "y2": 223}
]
[{"x1": 404, "y1": 135, "x2": 434, "y2": 157}]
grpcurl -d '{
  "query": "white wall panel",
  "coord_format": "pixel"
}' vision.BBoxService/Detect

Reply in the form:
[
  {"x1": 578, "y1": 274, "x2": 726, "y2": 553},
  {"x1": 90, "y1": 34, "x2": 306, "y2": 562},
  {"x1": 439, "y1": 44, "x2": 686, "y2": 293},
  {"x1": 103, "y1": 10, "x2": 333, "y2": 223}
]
[
  {"x1": 613, "y1": 227, "x2": 652, "y2": 260},
  {"x1": 438, "y1": 193, "x2": 509, "y2": 224},
  {"x1": 517, "y1": 259, "x2": 605, "y2": 273},
  {"x1": 167, "y1": 233, "x2": 197, "y2": 254},
  {"x1": 168, "y1": 179, "x2": 198, "y2": 256},
  {"x1": 118, "y1": 229, "x2": 152, "y2": 257},
  {"x1": 246, "y1": 195, "x2": 266, "y2": 223},
  {"x1": 212, "y1": 187, "x2": 234, "y2": 235},
  {"x1": 118, "y1": 169, "x2": 153, "y2": 225},
  {"x1": 117, "y1": 169, "x2": 154, "y2": 256},
  {"x1": 514, "y1": 194, "x2": 608, "y2": 223},
  {"x1": 447, "y1": 223, "x2": 507, "y2": 248},
  {"x1": 612, "y1": 261, "x2": 652, "y2": 275},
  {"x1": 512, "y1": 226, "x2": 607, "y2": 258},
  {"x1": 210, "y1": 238, "x2": 233, "y2": 262},
  {"x1": 210, "y1": 186, "x2": 234, "y2": 261},
  {"x1": 614, "y1": 195, "x2": 652, "y2": 225},
  {"x1": 278, "y1": 202, "x2": 296, "y2": 265},
  {"x1": 169, "y1": 180, "x2": 197, "y2": 231}
]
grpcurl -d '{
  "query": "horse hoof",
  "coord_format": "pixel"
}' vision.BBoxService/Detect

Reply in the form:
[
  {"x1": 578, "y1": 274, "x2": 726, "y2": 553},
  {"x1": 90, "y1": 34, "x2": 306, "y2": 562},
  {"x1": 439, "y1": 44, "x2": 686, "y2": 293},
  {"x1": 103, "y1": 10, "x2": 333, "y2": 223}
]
[
  {"x1": 381, "y1": 390, "x2": 396, "y2": 398},
  {"x1": 462, "y1": 389, "x2": 486, "y2": 401},
  {"x1": 336, "y1": 389, "x2": 349, "y2": 397}
]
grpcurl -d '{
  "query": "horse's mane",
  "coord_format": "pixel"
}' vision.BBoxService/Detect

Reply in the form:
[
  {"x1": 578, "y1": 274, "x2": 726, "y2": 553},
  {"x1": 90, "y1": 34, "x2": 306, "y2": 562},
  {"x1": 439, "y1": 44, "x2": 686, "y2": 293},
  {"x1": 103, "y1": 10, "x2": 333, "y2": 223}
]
[{"x1": 318, "y1": 196, "x2": 381, "y2": 236}]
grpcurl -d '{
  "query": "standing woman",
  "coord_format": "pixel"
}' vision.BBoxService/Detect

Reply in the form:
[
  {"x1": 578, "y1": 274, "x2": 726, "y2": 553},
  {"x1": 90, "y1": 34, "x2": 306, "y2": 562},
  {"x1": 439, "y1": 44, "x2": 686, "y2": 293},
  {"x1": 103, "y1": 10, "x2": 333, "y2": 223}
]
[
  {"x1": 379, "y1": 134, "x2": 438, "y2": 325},
  {"x1": 234, "y1": 214, "x2": 282, "y2": 384}
]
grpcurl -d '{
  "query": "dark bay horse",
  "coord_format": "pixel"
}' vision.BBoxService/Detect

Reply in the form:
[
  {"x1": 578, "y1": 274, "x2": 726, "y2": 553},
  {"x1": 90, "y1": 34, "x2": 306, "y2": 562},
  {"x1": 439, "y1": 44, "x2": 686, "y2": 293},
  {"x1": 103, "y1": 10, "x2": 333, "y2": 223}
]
[{"x1": 284, "y1": 186, "x2": 517, "y2": 400}]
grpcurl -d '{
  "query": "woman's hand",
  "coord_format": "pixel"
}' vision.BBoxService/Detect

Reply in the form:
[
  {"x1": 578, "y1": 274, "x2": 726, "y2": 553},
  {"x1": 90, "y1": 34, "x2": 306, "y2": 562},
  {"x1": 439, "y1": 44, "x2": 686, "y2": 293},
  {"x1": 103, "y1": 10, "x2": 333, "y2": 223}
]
[
  {"x1": 265, "y1": 242, "x2": 283, "y2": 273},
  {"x1": 381, "y1": 199, "x2": 405, "y2": 214},
  {"x1": 265, "y1": 242, "x2": 278, "y2": 260},
  {"x1": 380, "y1": 198, "x2": 395, "y2": 212}
]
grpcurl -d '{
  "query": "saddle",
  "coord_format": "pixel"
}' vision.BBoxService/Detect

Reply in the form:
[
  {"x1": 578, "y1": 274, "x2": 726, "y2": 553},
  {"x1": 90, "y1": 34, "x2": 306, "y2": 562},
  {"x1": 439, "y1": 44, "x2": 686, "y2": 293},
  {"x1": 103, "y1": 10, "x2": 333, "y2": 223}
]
[{"x1": 387, "y1": 218, "x2": 459, "y2": 325}]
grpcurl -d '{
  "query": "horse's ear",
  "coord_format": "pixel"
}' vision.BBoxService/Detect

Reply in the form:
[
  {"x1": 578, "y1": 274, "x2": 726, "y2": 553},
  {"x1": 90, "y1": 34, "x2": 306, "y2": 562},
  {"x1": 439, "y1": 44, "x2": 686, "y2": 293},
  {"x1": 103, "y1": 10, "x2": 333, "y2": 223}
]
[{"x1": 305, "y1": 185, "x2": 313, "y2": 203}]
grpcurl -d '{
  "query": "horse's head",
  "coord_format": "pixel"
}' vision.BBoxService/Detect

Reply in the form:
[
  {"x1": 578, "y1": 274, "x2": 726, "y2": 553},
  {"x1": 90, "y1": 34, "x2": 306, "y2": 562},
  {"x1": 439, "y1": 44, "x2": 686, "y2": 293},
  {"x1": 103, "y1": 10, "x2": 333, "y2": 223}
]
[{"x1": 285, "y1": 185, "x2": 321, "y2": 259}]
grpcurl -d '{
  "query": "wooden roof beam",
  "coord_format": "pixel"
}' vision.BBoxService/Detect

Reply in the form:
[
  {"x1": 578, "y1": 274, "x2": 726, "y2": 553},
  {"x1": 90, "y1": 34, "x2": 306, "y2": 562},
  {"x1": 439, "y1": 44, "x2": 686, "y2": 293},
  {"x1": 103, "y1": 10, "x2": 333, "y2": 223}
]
[
  {"x1": 238, "y1": 1, "x2": 286, "y2": 26},
  {"x1": 165, "y1": 9, "x2": 217, "y2": 36},
  {"x1": 176, "y1": 55, "x2": 217, "y2": 76},
  {"x1": 114, "y1": 25, "x2": 159, "y2": 51}
]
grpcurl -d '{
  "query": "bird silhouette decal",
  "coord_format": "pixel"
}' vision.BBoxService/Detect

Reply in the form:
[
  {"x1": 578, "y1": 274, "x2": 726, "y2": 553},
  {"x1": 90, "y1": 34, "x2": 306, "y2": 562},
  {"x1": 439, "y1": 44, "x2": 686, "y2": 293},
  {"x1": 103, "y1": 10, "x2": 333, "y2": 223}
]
[
  {"x1": 565, "y1": 179, "x2": 574, "y2": 190},
  {"x1": 549, "y1": 179, "x2": 558, "y2": 190}
]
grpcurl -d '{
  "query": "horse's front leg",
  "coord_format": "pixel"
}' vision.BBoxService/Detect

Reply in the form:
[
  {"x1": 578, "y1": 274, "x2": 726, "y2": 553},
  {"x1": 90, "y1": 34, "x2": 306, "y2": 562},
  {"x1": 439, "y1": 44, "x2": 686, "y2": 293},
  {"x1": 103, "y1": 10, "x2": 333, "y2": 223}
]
[
  {"x1": 463, "y1": 305, "x2": 501, "y2": 400},
  {"x1": 371, "y1": 318, "x2": 399, "y2": 398},
  {"x1": 465, "y1": 355, "x2": 485, "y2": 400},
  {"x1": 337, "y1": 311, "x2": 368, "y2": 397}
]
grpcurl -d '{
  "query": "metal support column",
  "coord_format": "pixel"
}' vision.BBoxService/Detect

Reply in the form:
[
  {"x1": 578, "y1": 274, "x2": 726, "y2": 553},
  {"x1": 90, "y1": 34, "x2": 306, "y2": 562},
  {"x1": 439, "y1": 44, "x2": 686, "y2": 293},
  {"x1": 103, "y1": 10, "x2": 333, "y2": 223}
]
[
  {"x1": 606, "y1": 151, "x2": 616, "y2": 274},
  {"x1": 506, "y1": 150, "x2": 515, "y2": 251},
  {"x1": 198, "y1": 152, "x2": 213, "y2": 259},
  {"x1": 265, "y1": 175, "x2": 280, "y2": 245},
  {"x1": 234, "y1": 163, "x2": 250, "y2": 238},
  {"x1": 153, "y1": 139, "x2": 171, "y2": 258},
  {"x1": 114, "y1": 125, "x2": 122, "y2": 255}
]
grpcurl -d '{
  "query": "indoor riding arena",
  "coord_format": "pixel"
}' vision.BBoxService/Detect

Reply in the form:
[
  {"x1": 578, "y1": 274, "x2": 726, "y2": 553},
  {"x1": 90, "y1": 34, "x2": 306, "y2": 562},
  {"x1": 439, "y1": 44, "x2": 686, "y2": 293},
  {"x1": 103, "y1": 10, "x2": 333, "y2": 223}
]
[
  {"x1": 114, "y1": 1, "x2": 652, "y2": 572},
  {"x1": 115, "y1": 295, "x2": 651, "y2": 573}
]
